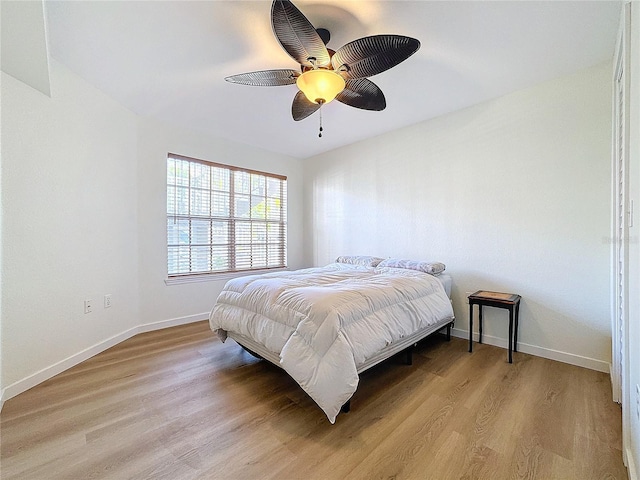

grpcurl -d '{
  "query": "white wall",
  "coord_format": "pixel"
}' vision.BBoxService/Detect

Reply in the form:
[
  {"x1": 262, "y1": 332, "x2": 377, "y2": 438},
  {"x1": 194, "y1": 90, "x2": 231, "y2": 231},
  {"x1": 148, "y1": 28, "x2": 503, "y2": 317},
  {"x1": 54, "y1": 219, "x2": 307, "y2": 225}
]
[
  {"x1": 136, "y1": 117, "x2": 304, "y2": 327},
  {"x1": 1, "y1": 61, "x2": 139, "y2": 395},
  {"x1": 304, "y1": 62, "x2": 613, "y2": 371},
  {"x1": 0, "y1": 60, "x2": 305, "y2": 404},
  {"x1": 625, "y1": 2, "x2": 640, "y2": 476}
]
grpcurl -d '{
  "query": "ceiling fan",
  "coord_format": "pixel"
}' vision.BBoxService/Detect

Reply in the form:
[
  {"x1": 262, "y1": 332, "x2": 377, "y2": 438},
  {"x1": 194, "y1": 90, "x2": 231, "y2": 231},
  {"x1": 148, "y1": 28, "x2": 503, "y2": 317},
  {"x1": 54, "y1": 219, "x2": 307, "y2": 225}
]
[{"x1": 225, "y1": 0, "x2": 420, "y2": 135}]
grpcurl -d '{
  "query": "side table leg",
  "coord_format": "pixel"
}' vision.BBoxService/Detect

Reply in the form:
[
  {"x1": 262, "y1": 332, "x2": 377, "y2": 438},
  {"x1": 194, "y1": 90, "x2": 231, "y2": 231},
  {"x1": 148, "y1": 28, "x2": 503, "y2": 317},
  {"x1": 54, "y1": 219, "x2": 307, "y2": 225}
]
[
  {"x1": 514, "y1": 301, "x2": 520, "y2": 353},
  {"x1": 478, "y1": 305, "x2": 483, "y2": 344},
  {"x1": 469, "y1": 304, "x2": 473, "y2": 352},
  {"x1": 508, "y1": 306, "x2": 514, "y2": 364}
]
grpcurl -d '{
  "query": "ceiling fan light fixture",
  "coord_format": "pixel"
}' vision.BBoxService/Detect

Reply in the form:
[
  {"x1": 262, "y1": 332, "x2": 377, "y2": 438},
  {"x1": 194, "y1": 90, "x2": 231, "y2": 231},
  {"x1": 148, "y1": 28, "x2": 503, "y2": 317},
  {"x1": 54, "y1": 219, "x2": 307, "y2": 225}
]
[
  {"x1": 296, "y1": 69, "x2": 345, "y2": 105},
  {"x1": 226, "y1": 0, "x2": 420, "y2": 127}
]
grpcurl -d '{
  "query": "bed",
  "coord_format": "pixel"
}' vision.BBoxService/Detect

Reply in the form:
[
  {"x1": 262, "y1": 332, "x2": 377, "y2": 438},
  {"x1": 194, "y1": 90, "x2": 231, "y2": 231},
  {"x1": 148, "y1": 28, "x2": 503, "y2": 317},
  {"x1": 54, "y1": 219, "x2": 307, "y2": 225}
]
[{"x1": 209, "y1": 257, "x2": 455, "y2": 423}]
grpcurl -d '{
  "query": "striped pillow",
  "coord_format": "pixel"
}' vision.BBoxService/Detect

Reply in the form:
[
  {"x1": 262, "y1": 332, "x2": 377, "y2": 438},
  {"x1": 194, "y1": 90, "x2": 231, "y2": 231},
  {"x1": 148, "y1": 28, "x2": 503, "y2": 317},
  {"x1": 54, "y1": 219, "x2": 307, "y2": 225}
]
[
  {"x1": 376, "y1": 258, "x2": 446, "y2": 275},
  {"x1": 335, "y1": 255, "x2": 384, "y2": 267}
]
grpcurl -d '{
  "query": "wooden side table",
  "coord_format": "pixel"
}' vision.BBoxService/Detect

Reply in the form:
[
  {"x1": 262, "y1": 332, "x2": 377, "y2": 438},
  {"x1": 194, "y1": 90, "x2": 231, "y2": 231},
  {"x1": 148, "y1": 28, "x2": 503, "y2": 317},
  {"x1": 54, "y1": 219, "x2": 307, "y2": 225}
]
[{"x1": 468, "y1": 290, "x2": 521, "y2": 363}]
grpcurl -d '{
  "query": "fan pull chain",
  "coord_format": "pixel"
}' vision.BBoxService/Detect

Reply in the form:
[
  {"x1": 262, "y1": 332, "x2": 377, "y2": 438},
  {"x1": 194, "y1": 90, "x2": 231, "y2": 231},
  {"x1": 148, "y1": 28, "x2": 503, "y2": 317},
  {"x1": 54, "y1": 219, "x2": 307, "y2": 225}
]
[{"x1": 318, "y1": 100, "x2": 324, "y2": 138}]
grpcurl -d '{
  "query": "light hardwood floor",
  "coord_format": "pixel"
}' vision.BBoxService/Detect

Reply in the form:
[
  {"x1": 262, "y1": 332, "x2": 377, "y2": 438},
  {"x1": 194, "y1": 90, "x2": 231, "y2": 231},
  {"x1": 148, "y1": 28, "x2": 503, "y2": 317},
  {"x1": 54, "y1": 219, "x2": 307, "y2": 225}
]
[{"x1": 0, "y1": 321, "x2": 627, "y2": 480}]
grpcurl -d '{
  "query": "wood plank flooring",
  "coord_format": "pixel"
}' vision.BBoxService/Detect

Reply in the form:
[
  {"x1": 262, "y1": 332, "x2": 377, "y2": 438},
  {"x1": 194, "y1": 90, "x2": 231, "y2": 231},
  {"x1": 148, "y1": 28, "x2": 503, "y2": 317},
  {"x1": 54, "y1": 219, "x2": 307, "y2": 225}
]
[{"x1": 0, "y1": 321, "x2": 627, "y2": 480}]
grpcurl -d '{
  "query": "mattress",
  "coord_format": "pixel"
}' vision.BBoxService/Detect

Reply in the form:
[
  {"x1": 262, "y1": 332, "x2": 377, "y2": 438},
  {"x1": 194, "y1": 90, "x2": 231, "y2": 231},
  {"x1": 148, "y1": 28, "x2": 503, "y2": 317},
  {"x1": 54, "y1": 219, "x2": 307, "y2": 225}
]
[{"x1": 437, "y1": 273, "x2": 452, "y2": 297}]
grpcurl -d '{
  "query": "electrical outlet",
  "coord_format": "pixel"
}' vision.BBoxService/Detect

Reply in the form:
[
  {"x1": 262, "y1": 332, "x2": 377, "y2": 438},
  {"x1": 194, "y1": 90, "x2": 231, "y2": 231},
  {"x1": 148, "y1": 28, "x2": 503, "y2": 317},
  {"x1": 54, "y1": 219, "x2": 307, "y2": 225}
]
[
  {"x1": 104, "y1": 294, "x2": 112, "y2": 308},
  {"x1": 84, "y1": 299, "x2": 93, "y2": 314}
]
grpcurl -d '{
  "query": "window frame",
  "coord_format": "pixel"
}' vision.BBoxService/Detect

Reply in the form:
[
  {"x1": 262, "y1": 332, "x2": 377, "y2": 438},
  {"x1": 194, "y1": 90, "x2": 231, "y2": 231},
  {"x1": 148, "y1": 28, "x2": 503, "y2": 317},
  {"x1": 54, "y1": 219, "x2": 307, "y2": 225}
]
[{"x1": 166, "y1": 153, "x2": 288, "y2": 280}]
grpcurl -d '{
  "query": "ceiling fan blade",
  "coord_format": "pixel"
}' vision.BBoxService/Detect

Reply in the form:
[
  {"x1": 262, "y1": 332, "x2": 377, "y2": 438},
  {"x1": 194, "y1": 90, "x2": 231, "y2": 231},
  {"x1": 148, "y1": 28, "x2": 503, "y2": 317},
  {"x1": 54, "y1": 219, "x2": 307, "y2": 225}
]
[
  {"x1": 336, "y1": 79, "x2": 386, "y2": 111},
  {"x1": 292, "y1": 91, "x2": 320, "y2": 121},
  {"x1": 224, "y1": 69, "x2": 299, "y2": 86},
  {"x1": 271, "y1": 0, "x2": 330, "y2": 68},
  {"x1": 331, "y1": 35, "x2": 420, "y2": 79}
]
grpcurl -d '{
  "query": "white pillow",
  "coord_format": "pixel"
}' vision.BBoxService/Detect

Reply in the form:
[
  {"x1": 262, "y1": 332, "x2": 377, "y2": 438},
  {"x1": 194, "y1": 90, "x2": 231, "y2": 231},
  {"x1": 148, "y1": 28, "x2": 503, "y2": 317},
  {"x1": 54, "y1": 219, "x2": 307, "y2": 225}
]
[{"x1": 376, "y1": 258, "x2": 446, "y2": 275}]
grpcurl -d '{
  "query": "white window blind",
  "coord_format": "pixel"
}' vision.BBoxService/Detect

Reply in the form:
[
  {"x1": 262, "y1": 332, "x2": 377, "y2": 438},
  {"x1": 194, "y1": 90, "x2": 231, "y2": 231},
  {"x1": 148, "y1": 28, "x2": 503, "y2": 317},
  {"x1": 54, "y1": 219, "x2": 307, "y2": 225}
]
[{"x1": 167, "y1": 153, "x2": 287, "y2": 277}]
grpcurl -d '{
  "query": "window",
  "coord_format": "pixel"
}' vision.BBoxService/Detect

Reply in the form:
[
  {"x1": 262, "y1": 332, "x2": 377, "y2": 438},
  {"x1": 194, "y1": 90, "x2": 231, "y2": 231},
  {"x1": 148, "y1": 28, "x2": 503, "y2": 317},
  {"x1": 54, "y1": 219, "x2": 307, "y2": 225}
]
[{"x1": 167, "y1": 153, "x2": 287, "y2": 277}]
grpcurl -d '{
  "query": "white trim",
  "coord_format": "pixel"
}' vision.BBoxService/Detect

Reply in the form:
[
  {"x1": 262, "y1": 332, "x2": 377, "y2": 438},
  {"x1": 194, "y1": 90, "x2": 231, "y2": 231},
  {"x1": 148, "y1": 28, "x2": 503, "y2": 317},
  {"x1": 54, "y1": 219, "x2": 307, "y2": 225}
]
[
  {"x1": 137, "y1": 312, "x2": 209, "y2": 333},
  {"x1": 611, "y1": 9, "x2": 628, "y2": 405},
  {"x1": 164, "y1": 268, "x2": 288, "y2": 285},
  {"x1": 613, "y1": 2, "x2": 634, "y2": 464},
  {"x1": 0, "y1": 312, "x2": 209, "y2": 410},
  {"x1": 451, "y1": 328, "x2": 610, "y2": 373},
  {"x1": 0, "y1": 317, "x2": 615, "y2": 410},
  {"x1": 627, "y1": 444, "x2": 638, "y2": 480}
]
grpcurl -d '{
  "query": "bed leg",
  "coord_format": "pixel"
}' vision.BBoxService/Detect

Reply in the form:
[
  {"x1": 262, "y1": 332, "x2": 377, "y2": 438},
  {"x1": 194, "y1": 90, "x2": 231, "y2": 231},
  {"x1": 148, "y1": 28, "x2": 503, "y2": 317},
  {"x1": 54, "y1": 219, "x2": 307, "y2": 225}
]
[
  {"x1": 341, "y1": 400, "x2": 351, "y2": 413},
  {"x1": 405, "y1": 346, "x2": 413, "y2": 365},
  {"x1": 446, "y1": 323, "x2": 452, "y2": 341}
]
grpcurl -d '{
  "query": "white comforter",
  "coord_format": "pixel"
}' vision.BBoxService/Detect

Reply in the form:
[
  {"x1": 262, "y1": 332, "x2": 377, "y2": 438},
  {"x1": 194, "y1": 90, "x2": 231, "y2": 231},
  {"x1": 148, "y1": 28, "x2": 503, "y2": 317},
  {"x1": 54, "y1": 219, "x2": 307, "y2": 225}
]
[{"x1": 209, "y1": 263, "x2": 454, "y2": 423}]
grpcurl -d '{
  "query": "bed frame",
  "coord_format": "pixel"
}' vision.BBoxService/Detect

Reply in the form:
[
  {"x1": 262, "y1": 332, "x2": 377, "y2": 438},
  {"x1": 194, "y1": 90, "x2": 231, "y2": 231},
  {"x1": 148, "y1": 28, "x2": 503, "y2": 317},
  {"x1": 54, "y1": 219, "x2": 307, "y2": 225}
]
[{"x1": 227, "y1": 316, "x2": 455, "y2": 414}]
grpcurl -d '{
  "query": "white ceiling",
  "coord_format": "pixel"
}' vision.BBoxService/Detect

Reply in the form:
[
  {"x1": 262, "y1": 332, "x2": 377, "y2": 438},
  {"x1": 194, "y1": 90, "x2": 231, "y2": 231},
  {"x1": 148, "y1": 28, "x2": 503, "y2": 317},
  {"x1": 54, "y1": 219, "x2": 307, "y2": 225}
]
[{"x1": 44, "y1": 0, "x2": 621, "y2": 159}]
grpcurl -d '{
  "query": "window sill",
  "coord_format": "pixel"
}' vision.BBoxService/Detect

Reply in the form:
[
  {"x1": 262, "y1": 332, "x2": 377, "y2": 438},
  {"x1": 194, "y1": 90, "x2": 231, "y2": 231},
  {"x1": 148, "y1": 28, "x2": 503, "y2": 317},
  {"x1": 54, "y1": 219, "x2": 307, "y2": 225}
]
[{"x1": 165, "y1": 267, "x2": 288, "y2": 286}]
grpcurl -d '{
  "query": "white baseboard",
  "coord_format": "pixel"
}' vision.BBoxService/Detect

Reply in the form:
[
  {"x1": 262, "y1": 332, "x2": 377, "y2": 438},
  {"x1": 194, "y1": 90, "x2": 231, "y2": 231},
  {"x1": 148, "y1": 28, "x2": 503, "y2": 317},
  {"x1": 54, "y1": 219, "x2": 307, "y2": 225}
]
[
  {"x1": 137, "y1": 312, "x2": 209, "y2": 334},
  {"x1": 627, "y1": 445, "x2": 638, "y2": 480},
  {"x1": 0, "y1": 312, "x2": 209, "y2": 410},
  {"x1": 451, "y1": 328, "x2": 610, "y2": 373},
  {"x1": 610, "y1": 362, "x2": 622, "y2": 403},
  {"x1": 0, "y1": 319, "x2": 612, "y2": 411}
]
